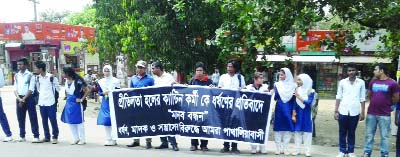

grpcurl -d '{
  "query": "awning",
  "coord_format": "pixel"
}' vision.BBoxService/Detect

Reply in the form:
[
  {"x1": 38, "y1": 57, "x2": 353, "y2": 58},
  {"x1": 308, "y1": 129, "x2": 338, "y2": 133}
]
[
  {"x1": 5, "y1": 43, "x2": 22, "y2": 48},
  {"x1": 256, "y1": 55, "x2": 339, "y2": 63},
  {"x1": 256, "y1": 55, "x2": 288, "y2": 62},
  {"x1": 292, "y1": 56, "x2": 339, "y2": 62},
  {"x1": 340, "y1": 56, "x2": 391, "y2": 63}
]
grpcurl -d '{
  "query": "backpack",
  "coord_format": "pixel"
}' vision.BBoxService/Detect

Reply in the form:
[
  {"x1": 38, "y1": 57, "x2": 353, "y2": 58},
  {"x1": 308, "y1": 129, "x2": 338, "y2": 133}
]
[{"x1": 50, "y1": 76, "x2": 59, "y2": 105}]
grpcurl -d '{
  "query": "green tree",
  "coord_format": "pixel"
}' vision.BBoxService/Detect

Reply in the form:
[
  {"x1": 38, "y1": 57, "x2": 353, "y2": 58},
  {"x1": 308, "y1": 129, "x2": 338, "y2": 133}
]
[
  {"x1": 39, "y1": 9, "x2": 71, "y2": 23},
  {"x1": 94, "y1": 0, "x2": 223, "y2": 79},
  {"x1": 94, "y1": 0, "x2": 400, "y2": 81},
  {"x1": 65, "y1": 5, "x2": 96, "y2": 27}
]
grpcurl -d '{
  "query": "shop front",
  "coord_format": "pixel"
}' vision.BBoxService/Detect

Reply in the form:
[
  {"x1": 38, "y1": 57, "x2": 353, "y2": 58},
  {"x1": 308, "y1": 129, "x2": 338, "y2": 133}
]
[
  {"x1": 257, "y1": 53, "x2": 339, "y2": 98},
  {"x1": 59, "y1": 41, "x2": 99, "y2": 83}
]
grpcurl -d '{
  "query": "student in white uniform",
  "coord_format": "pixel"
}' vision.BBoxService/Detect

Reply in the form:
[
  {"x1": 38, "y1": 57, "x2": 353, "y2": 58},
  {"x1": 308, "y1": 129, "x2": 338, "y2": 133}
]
[
  {"x1": 246, "y1": 72, "x2": 269, "y2": 154},
  {"x1": 61, "y1": 67, "x2": 89, "y2": 145},
  {"x1": 292, "y1": 74, "x2": 316, "y2": 157},
  {"x1": 97, "y1": 65, "x2": 121, "y2": 146}
]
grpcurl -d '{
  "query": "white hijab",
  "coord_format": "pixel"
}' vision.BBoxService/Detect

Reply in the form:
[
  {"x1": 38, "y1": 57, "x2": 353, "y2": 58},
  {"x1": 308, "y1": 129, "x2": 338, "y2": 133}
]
[
  {"x1": 296, "y1": 74, "x2": 314, "y2": 109},
  {"x1": 275, "y1": 68, "x2": 296, "y2": 103},
  {"x1": 98, "y1": 65, "x2": 120, "y2": 92}
]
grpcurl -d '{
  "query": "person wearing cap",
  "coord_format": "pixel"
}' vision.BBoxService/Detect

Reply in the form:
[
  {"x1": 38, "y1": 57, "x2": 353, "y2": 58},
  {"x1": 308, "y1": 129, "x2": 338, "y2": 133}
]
[{"x1": 126, "y1": 60, "x2": 155, "y2": 149}]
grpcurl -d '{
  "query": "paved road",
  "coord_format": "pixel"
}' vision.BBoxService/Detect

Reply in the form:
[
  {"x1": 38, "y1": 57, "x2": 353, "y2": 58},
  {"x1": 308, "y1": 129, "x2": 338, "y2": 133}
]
[{"x1": 0, "y1": 86, "x2": 390, "y2": 157}]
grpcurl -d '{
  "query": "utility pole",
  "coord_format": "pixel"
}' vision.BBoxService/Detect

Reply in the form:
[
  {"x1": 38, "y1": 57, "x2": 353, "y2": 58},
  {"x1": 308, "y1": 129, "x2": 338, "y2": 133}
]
[{"x1": 28, "y1": 0, "x2": 39, "y2": 21}]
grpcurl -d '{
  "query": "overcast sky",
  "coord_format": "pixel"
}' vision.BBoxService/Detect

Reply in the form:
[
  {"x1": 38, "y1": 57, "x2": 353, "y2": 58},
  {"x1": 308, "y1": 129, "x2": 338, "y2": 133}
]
[{"x1": 0, "y1": 0, "x2": 92, "y2": 22}]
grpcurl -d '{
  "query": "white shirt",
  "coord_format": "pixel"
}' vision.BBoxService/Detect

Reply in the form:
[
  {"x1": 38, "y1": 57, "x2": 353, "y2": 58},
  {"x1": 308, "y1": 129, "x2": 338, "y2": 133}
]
[
  {"x1": 154, "y1": 72, "x2": 175, "y2": 86},
  {"x1": 37, "y1": 73, "x2": 60, "y2": 106},
  {"x1": 218, "y1": 73, "x2": 246, "y2": 89},
  {"x1": 211, "y1": 73, "x2": 220, "y2": 84},
  {"x1": 14, "y1": 70, "x2": 35, "y2": 96},
  {"x1": 245, "y1": 84, "x2": 269, "y2": 92},
  {"x1": 336, "y1": 78, "x2": 366, "y2": 116}
]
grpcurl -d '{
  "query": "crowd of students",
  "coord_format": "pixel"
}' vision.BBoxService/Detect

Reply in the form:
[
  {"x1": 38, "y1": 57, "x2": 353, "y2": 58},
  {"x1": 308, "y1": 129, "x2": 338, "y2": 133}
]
[{"x1": 0, "y1": 58, "x2": 399, "y2": 157}]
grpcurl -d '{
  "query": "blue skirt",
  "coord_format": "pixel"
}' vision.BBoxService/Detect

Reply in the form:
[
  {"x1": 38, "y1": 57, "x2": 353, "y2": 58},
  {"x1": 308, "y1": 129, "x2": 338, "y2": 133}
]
[
  {"x1": 61, "y1": 95, "x2": 83, "y2": 124},
  {"x1": 97, "y1": 97, "x2": 111, "y2": 126}
]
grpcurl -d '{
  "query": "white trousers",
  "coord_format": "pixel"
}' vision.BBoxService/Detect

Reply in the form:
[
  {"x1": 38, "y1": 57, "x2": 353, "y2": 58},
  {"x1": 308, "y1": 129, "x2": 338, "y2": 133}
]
[
  {"x1": 274, "y1": 131, "x2": 292, "y2": 150},
  {"x1": 104, "y1": 126, "x2": 115, "y2": 140},
  {"x1": 69, "y1": 123, "x2": 86, "y2": 141},
  {"x1": 250, "y1": 144, "x2": 266, "y2": 151},
  {"x1": 294, "y1": 132, "x2": 312, "y2": 153}
]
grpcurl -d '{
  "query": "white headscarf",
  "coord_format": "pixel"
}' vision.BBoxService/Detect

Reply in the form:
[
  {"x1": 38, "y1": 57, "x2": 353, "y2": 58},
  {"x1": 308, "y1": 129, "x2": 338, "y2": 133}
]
[
  {"x1": 99, "y1": 65, "x2": 120, "y2": 92},
  {"x1": 296, "y1": 74, "x2": 314, "y2": 109},
  {"x1": 275, "y1": 68, "x2": 296, "y2": 103}
]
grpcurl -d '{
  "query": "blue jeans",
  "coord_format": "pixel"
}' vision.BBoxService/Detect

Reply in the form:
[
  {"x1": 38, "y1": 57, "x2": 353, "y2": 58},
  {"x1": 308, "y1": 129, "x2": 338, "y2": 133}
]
[
  {"x1": 364, "y1": 114, "x2": 390, "y2": 156},
  {"x1": 338, "y1": 114, "x2": 359, "y2": 154},
  {"x1": 40, "y1": 105, "x2": 59, "y2": 139},
  {"x1": 16, "y1": 96, "x2": 39, "y2": 138},
  {"x1": 0, "y1": 97, "x2": 12, "y2": 137}
]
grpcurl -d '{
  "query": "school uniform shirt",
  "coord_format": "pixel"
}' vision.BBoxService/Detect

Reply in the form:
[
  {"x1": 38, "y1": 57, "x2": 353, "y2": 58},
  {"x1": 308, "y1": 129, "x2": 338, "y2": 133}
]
[
  {"x1": 218, "y1": 73, "x2": 245, "y2": 89},
  {"x1": 14, "y1": 70, "x2": 35, "y2": 96},
  {"x1": 273, "y1": 86, "x2": 295, "y2": 132},
  {"x1": 97, "y1": 76, "x2": 121, "y2": 126},
  {"x1": 336, "y1": 78, "x2": 366, "y2": 116},
  {"x1": 294, "y1": 92, "x2": 315, "y2": 132},
  {"x1": 37, "y1": 73, "x2": 60, "y2": 106},
  {"x1": 245, "y1": 84, "x2": 269, "y2": 92},
  {"x1": 61, "y1": 79, "x2": 86, "y2": 124}
]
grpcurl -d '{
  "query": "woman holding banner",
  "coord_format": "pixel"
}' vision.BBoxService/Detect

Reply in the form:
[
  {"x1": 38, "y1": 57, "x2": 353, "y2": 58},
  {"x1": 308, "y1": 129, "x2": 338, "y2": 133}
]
[
  {"x1": 292, "y1": 74, "x2": 315, "y2": 157},
  {"x1": 273, "y1": 68, "x2": 296, "y2": 155},
  {"x1": 97, "y1": 65, "x2": 121, "y2": 146},
  {"x1": 188, "y1": 62, "x2": 213, "y2": 151},
  {"x1": 246, "y1": 72, "x2": 269, "y2": 154},
  {"x1": 61, "y1": 67, "x2": 89, "y2": 145}
]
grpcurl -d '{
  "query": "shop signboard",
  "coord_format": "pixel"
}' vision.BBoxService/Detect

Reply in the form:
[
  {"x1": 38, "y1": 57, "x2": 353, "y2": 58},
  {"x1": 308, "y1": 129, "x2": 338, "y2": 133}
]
[
  {"x1": 0, "y1": 22, "x2": 95, "y2": 41},
  {"x1": 296, "y1": 30, "x2": 335, "y2": 52},
  {"x1": 61, "y1": 41, "x2": 82, "y2": 55}
]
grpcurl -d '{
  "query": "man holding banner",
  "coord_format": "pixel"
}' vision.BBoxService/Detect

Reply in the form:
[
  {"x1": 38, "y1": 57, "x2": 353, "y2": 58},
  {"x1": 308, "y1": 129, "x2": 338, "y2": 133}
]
[
  {"x1": 127, "y1": 60, "x2": 155, "y2": 149},
  {"x1": 188, "y1": 62, "x2": 213, "y2": 151},
  {"x1": 151, "y1": 61, "x2": 179, "y2": 151},
  {"x1": 218, "y1": 59, "x2": 245, "y2": 154}
]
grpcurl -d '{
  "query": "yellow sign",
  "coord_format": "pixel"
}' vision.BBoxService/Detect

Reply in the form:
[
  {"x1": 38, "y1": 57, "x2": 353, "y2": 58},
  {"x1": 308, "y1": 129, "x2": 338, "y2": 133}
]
[
  {"x1": 397, "y1": 71, "x2": 400, "y2": 77},
  {"x1": 61, "y1": 41, "x2": 82, "y2": 55}
]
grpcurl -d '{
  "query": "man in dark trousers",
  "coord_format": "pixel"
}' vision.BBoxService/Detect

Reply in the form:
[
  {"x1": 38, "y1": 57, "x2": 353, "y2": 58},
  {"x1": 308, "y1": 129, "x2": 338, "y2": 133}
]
[
  {"x1": 13, "y1": 58, "x2": 40, "y2": 143},
  {"x1": 127, "y1": 60, "x2": 155, "y2": 149}
]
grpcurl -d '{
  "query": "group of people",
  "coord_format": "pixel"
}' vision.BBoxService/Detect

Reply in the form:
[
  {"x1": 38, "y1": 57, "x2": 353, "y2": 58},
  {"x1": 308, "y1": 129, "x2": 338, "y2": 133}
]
[
  {"x1": 0, "y1": 58, "x2": 61, "y2": 144},
  {"x1": 335, "y1": 63, "x2": 399, "y2": 157},
  {"x1": 0, "y1": 57, "x2": 400, "y2": 157}
]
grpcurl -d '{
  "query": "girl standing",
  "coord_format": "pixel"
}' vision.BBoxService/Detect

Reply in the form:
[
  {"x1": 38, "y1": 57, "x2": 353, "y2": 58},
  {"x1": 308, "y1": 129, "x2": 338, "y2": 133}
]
[
  {"x1": 246, "y1": 72, "x2": 269, "y2": 154},
  {"x1": 273, "y1": 68, "x2": 296, "y2": 155},
  {"x1": 97, "y1": 65, "x2": 121, "y2": 146},
  {"x1": 61, "y1": 67, "x2": 89, "y2": 145},
  {"x1": 292, "y1": 74, "x2": 315, "y2": 157}
]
